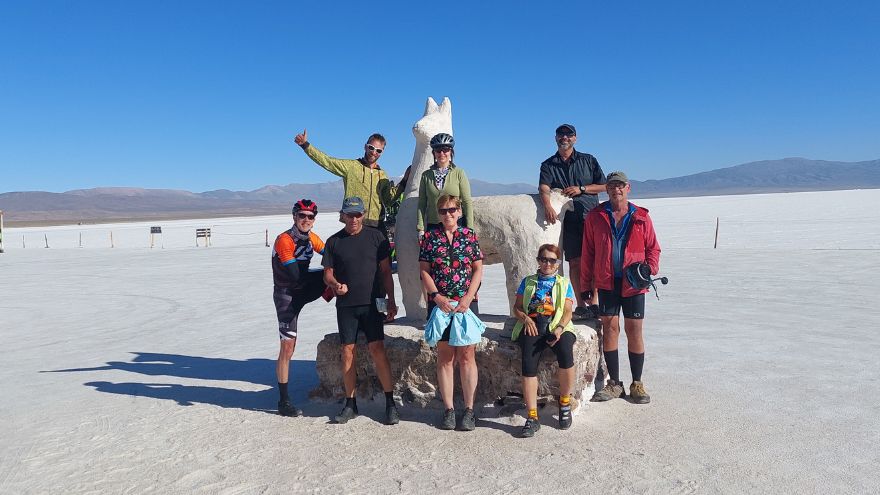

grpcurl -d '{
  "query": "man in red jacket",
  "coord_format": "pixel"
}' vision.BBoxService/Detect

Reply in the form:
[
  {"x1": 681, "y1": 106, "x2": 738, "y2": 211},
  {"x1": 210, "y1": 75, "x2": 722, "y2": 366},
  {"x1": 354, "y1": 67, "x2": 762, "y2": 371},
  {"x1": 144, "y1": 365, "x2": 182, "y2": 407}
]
[{"x1": 581, "y1": 171, "x2": 661, "y2": 404}]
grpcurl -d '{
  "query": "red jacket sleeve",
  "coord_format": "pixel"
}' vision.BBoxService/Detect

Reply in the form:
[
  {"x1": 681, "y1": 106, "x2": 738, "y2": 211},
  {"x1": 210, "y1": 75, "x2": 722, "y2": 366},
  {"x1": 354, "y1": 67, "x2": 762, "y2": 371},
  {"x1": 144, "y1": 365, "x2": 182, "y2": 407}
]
[
  {"x1": 642, "y1": 213, "x2": 661, "y2": 275},
  {"x1": 581, "y1": 213, "x2": 596, "y2": 288}
]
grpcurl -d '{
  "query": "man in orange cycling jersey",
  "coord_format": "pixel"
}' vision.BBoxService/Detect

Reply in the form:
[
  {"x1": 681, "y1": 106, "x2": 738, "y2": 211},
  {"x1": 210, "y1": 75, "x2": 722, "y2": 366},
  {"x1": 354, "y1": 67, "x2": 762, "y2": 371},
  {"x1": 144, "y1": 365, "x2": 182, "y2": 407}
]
[{"x1": 271, "y1": 199, "x2": 327, "y2": 417}]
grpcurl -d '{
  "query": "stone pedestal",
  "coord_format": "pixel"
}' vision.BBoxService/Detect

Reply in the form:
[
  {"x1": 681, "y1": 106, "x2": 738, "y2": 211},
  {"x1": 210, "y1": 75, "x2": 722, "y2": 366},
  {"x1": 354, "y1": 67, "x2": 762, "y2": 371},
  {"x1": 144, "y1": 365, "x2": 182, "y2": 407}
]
[{"x1": 309, "y1": 316, "x2": 601, "y2": 409}]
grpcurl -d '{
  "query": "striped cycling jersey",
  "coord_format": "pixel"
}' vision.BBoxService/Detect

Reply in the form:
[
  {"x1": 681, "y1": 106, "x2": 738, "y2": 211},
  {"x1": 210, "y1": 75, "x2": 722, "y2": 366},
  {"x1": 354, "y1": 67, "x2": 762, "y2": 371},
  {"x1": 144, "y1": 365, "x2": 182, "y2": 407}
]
[{"x1": 271, "y1": 228, "x2": 325, "y2": 288}]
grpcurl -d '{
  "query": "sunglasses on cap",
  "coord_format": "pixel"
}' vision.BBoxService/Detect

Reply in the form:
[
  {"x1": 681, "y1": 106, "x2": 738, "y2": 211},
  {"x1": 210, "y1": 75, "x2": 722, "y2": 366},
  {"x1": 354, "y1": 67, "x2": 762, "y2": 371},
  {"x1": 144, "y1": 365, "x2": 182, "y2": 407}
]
[
  {"x1": 366, "y1": 144, "x2": 383, "y2": 154},
  {"x1": 536, "y1": 256, "x2": 560, "y2": 265},
  {"x1": 296, "y1": 212, "x2": 315, "y2": 220},
  {"x1": 438, "y1": 207, "x2": 459, "y2": 215}
]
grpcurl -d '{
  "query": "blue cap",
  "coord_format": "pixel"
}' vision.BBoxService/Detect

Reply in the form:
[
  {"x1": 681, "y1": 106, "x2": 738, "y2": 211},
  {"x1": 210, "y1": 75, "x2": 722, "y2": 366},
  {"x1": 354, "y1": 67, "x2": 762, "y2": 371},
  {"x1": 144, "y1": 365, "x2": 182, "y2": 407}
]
[{"x1": 340, "y1": 196, "x2": 365, "y2": 214}]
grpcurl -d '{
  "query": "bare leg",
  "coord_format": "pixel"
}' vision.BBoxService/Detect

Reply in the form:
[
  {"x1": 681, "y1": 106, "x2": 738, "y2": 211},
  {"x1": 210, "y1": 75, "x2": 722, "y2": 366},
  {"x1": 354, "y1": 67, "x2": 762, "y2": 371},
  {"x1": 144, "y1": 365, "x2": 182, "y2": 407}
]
[
  {"x1": 558, "y1": 365, "x2": 575, "y2": 397},
  {"x1": 436, "y1": 342, "x2": 455, "y2": 409},
  {"x1": 340, "y1": 344, "x2": 357, "y2": 397},
  {"x1": 623, "y1": 318, "x2": 645, "y2": 353},
  {"x1": 276, "y1": 338, "x2": 296, "y2": 383},
  {"x1": 456, "y1": 345, "x2": 478, "y2": 409},
  {"x1": 523, "y1": 376, "x2": 538, "y2": 411},
  {"x1": 367, "y1": 340, "x2": 395, "y2": 393},
  {"x1": 601, "y1": 315, "x2": 620, "y2": 352}
]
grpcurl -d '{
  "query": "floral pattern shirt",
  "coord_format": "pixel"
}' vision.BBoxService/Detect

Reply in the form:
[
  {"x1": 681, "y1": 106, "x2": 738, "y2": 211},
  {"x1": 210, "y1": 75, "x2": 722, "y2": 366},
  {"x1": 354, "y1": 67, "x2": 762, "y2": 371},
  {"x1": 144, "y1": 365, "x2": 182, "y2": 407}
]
[{"x1": 419, "y1": 226, "x2": 483, "y2": 300}]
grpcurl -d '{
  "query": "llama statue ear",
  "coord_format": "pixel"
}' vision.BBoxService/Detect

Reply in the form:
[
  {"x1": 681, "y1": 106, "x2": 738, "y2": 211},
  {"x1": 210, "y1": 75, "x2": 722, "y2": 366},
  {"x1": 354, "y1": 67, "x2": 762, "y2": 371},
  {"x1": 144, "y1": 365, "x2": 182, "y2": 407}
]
[
  {"x1": 439, "y1": 97, "x2": 452, "y2": 116},
  {"x1": 424, "y1": 97, "x2": 439, "y2": 115}
]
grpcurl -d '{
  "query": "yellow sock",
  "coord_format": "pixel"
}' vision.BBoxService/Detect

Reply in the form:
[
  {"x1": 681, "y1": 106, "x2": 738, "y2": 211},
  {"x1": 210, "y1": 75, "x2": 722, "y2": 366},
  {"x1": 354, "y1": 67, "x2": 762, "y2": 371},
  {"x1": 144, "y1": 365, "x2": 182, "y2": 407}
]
[
  {"x1": 560, "y1": 395, "x2": 571, "y2": 406},
  {"x1": 528, "y1": 408, "x2": 538, "y2": 419}
]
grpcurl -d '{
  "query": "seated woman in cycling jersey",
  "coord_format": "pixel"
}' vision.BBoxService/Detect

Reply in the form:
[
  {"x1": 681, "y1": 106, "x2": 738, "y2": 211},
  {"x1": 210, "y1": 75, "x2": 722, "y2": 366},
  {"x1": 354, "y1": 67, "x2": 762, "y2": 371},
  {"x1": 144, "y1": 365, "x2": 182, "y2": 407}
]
[
  {"x1": 271, "y1": 199, "x2": 327, "y2": 417},
  {"x1": 511, "y1": 243, "x2": 577, "y2": 438}
]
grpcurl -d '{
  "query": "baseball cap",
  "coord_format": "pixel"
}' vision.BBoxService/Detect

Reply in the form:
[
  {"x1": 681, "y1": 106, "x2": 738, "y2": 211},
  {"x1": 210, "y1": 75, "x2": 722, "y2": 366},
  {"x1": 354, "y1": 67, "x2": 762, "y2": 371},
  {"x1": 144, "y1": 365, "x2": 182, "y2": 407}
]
[
  {"x1": 340, "y1": 196, "x2": 365, "y2": 215},
  {"x1": 606, "y1": 171, "x2": 629, "y2": 184},
  {"x1": 555, "y1": 124, "x2": 577, "y2": 135}
]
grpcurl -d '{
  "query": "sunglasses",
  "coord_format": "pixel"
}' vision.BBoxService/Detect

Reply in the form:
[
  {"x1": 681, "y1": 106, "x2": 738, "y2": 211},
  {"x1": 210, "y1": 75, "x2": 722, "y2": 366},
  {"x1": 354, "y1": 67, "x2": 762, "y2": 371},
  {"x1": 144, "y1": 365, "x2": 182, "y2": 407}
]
[
  {"x1": 344, "y1": 212, "x2": 364, "y2": 218},
  {"x1": 296, "y1": 213, "x2": 315, "y2": 220},
  {"x1": 366, "y1": 144, "x2": 383, "y2": 154},
  {"x1": 438, "y1": 207, "x2": 459, "y2": 215},
  {"x1": 434, "y1": 147, "x2": 453, "y2": 154},
  {"x1": 536, "y1": 256, "x2": 560, "y2": 265},
  {"x1": 607, "y1": 182, "x2": 627, "y2": 189},
  {"x1": 556, "y1": 132, "x2": 575, "y2": 138}
]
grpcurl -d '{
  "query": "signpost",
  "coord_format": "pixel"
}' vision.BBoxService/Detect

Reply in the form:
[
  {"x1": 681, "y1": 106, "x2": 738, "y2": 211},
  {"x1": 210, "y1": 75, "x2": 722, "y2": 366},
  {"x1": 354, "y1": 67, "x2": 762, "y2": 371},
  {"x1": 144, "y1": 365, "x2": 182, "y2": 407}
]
[
  {"x1": 150, "y1": 226, "x2": 162, "y2": 248},
  {"x1": 196, "y1": 228, "x2": 212, "y2": 247}
]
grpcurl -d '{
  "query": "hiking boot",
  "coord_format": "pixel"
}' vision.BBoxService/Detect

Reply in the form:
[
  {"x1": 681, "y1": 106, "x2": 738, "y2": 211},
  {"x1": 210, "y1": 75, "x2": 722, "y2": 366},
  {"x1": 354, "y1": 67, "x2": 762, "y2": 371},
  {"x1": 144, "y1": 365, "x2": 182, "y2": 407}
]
[
  {"x1": 629, "y1": 381, "x2": 651, "y2": 404},
  {"x1": 459, "y1": 408, "x2": 476, "y2": 431},
  {"x1": 520, "y1": 417, "x2": 541, "y2": 438},
  {"x1": 572, "y1": 306, "x2": 591, "y2": 321},
  {"x1": 278, "y1": 400, "x2": 302, "y2": 417},
  {"x1": 590, "y1": 380, "x2": 625, "y2": 402},
  {"x1": 440, "y1": 408, "x2": 456, "y2": 430},
  {"x1": 558, "y1": 401, "x2": 572, "y2": 430},
  {"x1": 334, "y1": 405, "x2": 358, "y2": 424},
  {"x1": 385, "y1": 405, "x2": 400, "y2": 425}
]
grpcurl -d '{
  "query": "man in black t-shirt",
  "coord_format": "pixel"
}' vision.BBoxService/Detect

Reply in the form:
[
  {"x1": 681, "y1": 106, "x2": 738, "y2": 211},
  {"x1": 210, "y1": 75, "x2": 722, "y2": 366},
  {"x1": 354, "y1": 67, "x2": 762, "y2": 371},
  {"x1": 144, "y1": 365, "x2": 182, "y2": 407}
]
[
  {"x1": 538, "y1": 123, "x2": 606, "y2": 320},
  {"x1": 322, "y1": 196, "x2": 400, "y2": 426}
]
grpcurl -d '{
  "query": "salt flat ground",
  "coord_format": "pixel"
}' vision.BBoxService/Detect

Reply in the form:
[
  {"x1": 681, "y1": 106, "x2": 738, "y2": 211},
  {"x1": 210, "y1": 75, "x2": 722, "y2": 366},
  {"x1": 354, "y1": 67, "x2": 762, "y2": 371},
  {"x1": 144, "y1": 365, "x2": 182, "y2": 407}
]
[{"x1": 1, "y1": 190, "x2": 879, "y2": 494}]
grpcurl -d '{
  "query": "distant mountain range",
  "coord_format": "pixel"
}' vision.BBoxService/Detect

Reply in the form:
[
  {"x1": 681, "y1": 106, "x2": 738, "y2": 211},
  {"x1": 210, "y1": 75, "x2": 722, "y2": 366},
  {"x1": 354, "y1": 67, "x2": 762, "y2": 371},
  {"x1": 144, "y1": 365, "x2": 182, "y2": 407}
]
[{"x1": 1, "y1": 157, "x2": 878, "y2": 225}]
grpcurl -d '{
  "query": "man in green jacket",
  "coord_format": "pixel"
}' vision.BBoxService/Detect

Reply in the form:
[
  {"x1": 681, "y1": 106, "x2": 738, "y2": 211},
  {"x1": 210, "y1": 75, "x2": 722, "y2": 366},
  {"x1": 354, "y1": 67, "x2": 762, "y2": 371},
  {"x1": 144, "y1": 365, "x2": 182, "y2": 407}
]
[{"x1": 294, "y1": 129, "x2": 410, "y2": 232}]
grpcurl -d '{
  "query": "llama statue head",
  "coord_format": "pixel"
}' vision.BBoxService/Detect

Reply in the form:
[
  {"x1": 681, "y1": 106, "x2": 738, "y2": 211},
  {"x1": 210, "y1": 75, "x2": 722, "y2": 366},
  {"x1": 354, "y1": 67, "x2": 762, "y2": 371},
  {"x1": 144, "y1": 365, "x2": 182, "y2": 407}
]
[{"x1": 403, "y1": 97, "x2": 453, "y2": 198}]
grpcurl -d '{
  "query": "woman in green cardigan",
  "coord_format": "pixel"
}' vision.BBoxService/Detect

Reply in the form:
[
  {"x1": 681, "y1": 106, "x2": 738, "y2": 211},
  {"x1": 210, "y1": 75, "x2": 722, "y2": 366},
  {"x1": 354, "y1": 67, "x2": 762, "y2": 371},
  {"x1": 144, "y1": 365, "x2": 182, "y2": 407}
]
[{"x1": 417, "y1": 133, "x2": 474, "y2": 235}]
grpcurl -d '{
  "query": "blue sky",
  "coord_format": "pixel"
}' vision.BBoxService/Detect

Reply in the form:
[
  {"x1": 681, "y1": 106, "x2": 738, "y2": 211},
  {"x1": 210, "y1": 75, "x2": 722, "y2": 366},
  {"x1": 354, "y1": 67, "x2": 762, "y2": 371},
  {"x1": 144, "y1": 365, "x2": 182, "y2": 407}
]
[{"x1": 1, "y1": 1, "x2": 878, "y2": 193}]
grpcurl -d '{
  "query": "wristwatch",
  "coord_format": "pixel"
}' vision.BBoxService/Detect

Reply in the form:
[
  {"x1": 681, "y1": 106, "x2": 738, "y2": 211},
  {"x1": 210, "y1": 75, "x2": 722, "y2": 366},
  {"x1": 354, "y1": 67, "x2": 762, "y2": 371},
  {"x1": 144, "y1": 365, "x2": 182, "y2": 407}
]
[
  {"x1": 579, "y1": 185, "x2": 586, "y2": 194},
  {"x1": 428, "y1": 291, "x2": 439, "y2": 300}
]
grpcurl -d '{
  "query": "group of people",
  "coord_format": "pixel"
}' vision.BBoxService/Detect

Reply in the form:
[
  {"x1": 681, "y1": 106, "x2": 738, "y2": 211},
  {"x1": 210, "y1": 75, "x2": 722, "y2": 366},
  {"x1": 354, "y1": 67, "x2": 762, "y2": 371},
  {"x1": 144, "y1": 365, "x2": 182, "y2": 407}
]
[{"x1": 271, "y1": 124, "x2": 661, "y2": 437}]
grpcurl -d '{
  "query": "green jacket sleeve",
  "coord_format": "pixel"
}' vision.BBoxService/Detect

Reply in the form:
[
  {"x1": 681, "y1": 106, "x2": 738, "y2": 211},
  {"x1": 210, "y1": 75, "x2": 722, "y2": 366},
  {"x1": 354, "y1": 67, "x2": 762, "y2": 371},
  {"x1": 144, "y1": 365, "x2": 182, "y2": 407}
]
[
  {"x1": 377, "y1": 174, "x2": 397, "y2": 207},
  {"x1": 302, "y1": 143, "x2": 353, "y2": 178},
  {"x1": 458, "y1": 168, "x2": 474, "y2": 228},
  {"x1": 417, "y1": 172, "x2": 428, "y2": 231}
]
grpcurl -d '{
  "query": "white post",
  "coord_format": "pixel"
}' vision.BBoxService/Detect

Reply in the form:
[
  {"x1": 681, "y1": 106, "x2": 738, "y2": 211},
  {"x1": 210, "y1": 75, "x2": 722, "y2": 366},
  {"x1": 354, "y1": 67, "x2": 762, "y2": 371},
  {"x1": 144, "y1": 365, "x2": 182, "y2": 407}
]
[
  {"x1": 714, "y1": 217, "x2": 719, "y2": 249},
  {"x1": 110, "y1": 231, "x2": 115, "y2": 248},
  {"x1": 44, "y1": 234, "x2": 49, "y2": 248},
  {"x1": 0, "y1": 210, "x2": 5, "y2": 253},
  {"x1": 79, "y1": 232, "x2": 83, "y2": 248}
]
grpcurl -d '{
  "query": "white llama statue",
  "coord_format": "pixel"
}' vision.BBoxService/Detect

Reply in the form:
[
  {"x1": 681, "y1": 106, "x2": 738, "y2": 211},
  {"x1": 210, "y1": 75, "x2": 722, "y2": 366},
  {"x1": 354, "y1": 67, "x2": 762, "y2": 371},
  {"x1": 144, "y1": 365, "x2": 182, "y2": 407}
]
[{"x1": 396, "y1": 97, "x2": 573, "y2": 319}]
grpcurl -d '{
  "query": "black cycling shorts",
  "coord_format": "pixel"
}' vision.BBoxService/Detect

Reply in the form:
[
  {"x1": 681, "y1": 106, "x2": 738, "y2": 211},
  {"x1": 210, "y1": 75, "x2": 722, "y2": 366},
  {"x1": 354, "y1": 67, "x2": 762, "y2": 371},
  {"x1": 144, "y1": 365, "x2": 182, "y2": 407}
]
[
  {"x1": 273, "y1": 271, "x2": 327, "y2": 340},
  {"x1": 518, "y1": 315, "x2": 576, "y2": 377},
  {"x1": 598, "y1": 278, "x2": 646, "y2": 320},
  {"x1": 562, "y1": 214, "x2": 584, "y2": 261},
  {"x1": 336, "y1": 304, "x2": 384, "y2": 345}
]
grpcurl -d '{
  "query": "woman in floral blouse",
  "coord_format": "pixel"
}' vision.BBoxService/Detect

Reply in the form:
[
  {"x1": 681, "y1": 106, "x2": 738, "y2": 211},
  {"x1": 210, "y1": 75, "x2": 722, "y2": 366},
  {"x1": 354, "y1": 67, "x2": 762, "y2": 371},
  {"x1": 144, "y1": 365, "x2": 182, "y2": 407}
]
[{"x1": 419, "y1": 194, "x2": 483, "y2": 431}]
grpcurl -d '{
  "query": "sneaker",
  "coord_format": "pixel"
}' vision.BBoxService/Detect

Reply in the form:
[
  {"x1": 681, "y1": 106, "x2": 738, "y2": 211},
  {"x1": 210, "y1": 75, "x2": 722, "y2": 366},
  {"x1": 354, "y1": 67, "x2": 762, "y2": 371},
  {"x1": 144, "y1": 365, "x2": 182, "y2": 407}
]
[
  {"x1": 385, "y1": 405, "x2": 400, "y2": 425},
  {"x1": 629, "y1": 381, "x2": 651, "y2": 404},
  {"x1": 334, "y1": 405, "x2": 358, "y2": 424},
  {"x1": 278, "y1": 400, "x2": 302, "y2": 417},
  {"x1": 590, "y1": 380, "x2": 625, "y2": 402},
  {"x1": 572, "y1": 306, "x2": 590, "y2": 321},
  {"x1": 459, "y1": 408, "x2": 476, "y2": 431},
  {"x1": 558, "y1": 401, "x2": 572, "y2": 430},
  {"x1": 440, "y1": 408, "x2": 456, "y2": 430},
  {"x1": 520, "y1": 417, "x2": 541, "y2": 438}
]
